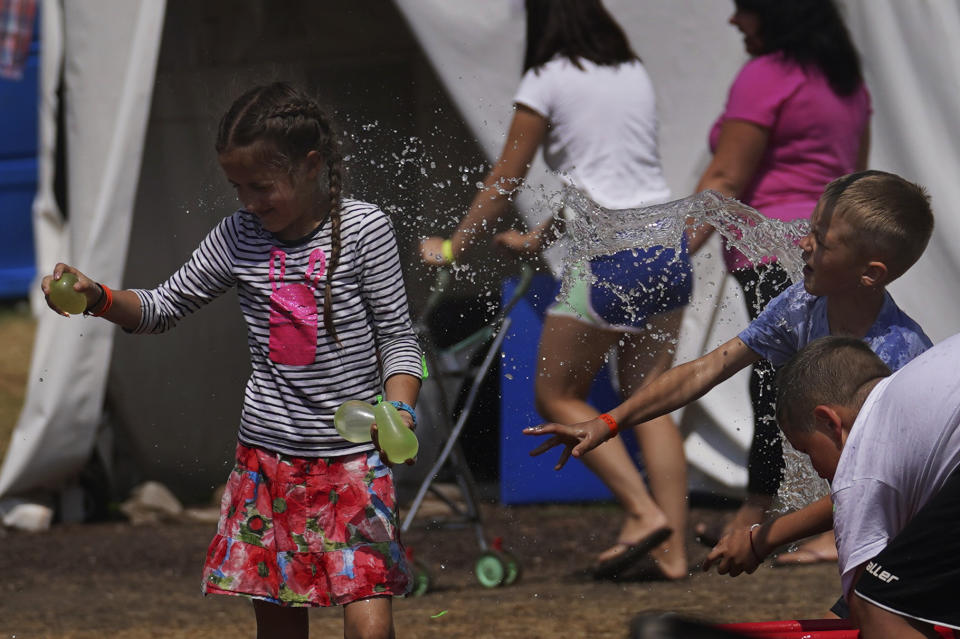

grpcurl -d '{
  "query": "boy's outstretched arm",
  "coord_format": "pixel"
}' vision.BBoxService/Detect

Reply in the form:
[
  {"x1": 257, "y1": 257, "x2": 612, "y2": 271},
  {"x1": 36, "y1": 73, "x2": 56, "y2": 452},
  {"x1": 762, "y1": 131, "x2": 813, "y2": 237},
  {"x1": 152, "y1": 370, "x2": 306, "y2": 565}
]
[
  {"x1": 523, "y1": 336, "x2": 760, "y2": 469},
  {"x1": 702, "y1": 495, "x2": 834, "y2": 576}
]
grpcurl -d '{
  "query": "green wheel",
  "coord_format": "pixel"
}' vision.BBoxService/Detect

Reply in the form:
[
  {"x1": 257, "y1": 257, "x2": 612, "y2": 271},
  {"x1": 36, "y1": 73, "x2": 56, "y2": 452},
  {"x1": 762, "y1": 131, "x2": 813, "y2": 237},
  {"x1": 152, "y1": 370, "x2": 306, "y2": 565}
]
[
  {"x1": 410, "y1": 560, "x2": 431, "y2": 597},
  {"x1": 501, "y1": 550, "x2": 522, "y2": 586},
  {"x1": 474, "y1": 551, "x2": 508, "y2": 588}
]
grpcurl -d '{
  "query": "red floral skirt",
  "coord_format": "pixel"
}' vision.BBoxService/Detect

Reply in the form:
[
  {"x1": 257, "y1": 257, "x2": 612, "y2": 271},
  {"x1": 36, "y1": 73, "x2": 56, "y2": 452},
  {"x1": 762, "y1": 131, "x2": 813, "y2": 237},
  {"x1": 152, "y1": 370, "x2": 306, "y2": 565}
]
[{"x1": 202, "y1": 442, "x2": 412, "y2": 606}]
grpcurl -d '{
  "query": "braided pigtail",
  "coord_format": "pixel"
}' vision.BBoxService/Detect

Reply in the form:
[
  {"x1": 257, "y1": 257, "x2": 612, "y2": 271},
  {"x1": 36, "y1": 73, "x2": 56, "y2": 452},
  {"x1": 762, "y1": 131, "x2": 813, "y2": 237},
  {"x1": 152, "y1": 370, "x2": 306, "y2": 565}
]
[
  {"x1": 323, "y1": 152, "x2": 343, "y2": 344},
  {"x1": 218, "y1": 82, "x2": 346, "y2": 345}
]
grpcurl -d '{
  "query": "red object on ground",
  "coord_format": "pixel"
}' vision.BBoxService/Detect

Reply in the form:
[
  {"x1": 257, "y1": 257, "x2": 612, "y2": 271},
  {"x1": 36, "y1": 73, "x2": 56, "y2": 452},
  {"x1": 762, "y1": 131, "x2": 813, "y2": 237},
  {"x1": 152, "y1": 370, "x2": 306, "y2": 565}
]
[{"x1": 717, "y1": 618, "x2": 958, "y2": 638}]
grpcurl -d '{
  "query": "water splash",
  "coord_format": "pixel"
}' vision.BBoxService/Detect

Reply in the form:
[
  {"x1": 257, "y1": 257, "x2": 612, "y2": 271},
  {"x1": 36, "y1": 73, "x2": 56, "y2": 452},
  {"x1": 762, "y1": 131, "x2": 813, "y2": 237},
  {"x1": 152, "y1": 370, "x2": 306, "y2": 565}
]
[
  {"x1": 775, "y1": 439, "x2": 830, "y2": 514},
  {"x1": 558, "y1": 186, "x2": 825, "y2": 508},
  {"x1": 337, "y1": 120, "x2": 826, "y2": 509},
  {"x1": 559, "y1": 186, "x2": 807, "y2": 284}
]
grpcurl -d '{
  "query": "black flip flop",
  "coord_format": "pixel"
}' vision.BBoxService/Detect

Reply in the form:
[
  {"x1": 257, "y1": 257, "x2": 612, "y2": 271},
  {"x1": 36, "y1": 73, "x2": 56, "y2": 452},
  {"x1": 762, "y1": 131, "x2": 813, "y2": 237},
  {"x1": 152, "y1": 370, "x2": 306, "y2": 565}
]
[{"x1": 591, "y1": 526, "x2": 672, "y2": 580}]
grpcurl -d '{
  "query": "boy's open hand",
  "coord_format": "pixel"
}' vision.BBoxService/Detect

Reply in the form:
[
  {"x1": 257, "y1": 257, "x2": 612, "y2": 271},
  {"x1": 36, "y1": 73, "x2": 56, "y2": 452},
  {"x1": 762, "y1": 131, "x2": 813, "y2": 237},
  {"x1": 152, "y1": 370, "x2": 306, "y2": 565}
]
[
  {"x1": 522, "y1": 418, "x2": 611, "y2": 470},
  {"x1": 701, "y1": 526, "x2": 764, "y2": 576}
]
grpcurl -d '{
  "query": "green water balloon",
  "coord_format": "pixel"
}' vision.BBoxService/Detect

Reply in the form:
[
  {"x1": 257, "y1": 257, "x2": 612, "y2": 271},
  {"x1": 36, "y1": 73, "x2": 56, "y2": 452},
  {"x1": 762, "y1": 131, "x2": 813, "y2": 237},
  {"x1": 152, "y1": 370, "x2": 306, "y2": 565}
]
[
  {"x1": 49, "y1": 273, "x2": 87, "y2": 315},
  {"x1": 373, "y1": 402, "x2": 419, "y2": 464},
  {"x1": 334, "y1": 400, "x2": 376, "y2": 443}
]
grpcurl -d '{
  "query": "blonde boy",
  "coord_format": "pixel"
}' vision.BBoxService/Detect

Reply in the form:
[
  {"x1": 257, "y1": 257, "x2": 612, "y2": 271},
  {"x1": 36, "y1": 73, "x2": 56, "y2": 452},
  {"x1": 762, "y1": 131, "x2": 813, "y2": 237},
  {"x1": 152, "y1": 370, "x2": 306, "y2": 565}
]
[{"x1": 524, "y1": 170, "x2": 934, "y2": 567}]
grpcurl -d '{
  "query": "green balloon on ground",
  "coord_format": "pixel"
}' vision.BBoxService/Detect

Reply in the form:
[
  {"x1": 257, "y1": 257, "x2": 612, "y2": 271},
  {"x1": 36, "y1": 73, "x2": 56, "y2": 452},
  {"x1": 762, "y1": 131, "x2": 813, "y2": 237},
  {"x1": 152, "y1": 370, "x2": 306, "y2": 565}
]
[{"x1": 49, "y1": 273, "x2": 87, "y2": 314}]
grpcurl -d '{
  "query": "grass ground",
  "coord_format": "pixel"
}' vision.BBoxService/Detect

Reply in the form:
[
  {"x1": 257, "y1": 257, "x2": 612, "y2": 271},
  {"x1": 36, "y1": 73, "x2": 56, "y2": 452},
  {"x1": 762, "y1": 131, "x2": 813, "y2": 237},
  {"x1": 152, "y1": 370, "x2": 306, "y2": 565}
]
[{"x1": 0, "y1": 299, "x2": 36, "y2": 463}]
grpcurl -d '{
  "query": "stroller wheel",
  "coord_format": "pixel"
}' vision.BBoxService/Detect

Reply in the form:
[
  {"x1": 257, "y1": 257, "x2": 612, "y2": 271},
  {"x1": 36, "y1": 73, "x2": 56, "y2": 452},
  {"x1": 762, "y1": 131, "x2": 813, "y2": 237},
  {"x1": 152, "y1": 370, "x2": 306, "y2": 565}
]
[
  {"x1": 410, "y1": 560, "x2": 432, "y2": 597},
  {"x1": 474, "y1": 551, "x2": 508, "y2": 588},
  {"x1": 501, "y1": 550, "x2": 522, "y2": 586}
]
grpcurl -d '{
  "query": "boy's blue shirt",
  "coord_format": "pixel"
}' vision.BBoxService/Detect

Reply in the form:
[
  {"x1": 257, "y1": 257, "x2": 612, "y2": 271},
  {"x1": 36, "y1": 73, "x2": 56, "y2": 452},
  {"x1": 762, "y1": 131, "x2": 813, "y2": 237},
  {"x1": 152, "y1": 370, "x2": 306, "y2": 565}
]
[{"x1": 738, "y1": 281, "x2": 933, "y2": 370}]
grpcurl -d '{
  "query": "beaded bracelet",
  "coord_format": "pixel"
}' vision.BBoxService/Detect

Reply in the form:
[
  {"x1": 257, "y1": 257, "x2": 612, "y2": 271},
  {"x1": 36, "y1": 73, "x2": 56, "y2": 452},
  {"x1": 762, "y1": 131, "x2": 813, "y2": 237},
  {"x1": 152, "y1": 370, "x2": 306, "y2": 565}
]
[{"x1": 388, "y1": 400, "x2": 417, "y2": 427}]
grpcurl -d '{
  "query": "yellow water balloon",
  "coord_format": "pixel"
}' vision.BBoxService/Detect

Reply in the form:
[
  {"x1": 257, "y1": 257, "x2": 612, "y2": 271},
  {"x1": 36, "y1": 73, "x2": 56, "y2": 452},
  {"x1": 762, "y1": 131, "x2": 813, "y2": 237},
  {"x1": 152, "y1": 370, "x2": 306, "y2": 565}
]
[{"x1": 49, "y1": 273, "x2": 87, "y2": 315}]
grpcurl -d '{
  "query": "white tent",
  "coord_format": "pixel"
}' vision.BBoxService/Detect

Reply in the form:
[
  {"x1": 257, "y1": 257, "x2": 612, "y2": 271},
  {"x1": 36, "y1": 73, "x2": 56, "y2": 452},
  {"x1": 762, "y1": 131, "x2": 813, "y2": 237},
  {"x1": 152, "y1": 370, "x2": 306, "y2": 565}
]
[{"x1": 3, "y1": 0, "x2": 959, "y2": 530}]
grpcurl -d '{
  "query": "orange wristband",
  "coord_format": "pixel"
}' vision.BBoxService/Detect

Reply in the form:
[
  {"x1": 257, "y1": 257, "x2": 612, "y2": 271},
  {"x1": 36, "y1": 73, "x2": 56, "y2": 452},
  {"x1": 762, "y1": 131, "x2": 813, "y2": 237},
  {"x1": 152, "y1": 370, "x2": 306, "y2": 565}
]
[
  {"x1": 89, "y1": 284, "x2": 113, "y2": 317},
  {"x1": 598, "y1": 413, "x2": 618, "y2": 436}
]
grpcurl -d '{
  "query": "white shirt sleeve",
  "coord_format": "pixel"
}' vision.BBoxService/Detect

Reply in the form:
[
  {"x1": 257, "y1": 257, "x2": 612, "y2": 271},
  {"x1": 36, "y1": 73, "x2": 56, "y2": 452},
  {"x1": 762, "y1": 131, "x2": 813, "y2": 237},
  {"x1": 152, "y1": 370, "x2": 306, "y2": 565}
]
[
  {"x1": 513, "y1": 65, "x2": 553, "y2": 118},
  {"x1": 833, "y1": 478, "x2": 904, "y2": 598}
]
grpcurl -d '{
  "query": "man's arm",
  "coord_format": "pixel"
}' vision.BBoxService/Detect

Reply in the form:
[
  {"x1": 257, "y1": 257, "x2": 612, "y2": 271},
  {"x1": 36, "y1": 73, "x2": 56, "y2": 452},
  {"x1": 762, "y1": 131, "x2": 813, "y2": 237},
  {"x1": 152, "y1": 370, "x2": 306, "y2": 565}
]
[{"x1": 702, "y1": 496, "x2": 834, "y2": 576}]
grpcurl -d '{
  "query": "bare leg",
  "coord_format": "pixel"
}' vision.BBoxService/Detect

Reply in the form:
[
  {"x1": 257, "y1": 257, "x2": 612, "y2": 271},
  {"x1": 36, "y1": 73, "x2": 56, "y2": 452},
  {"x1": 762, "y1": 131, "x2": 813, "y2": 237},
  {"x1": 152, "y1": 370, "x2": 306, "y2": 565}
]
[
  {"x1": 253, "y1": 599, "x2": 308, "y2": 639},
  {"x1": 343, "y1": 596, "x2": 395, "y2": 639},
  {"x1": 534, "y1": 315, "x2": 673, "y2": 574},
  {"x1": 616, "y1": 309, "x2": 688, "y2": 579},
  {"x1": 850, "y1": 593, "x2": 941, "y2": 639}
]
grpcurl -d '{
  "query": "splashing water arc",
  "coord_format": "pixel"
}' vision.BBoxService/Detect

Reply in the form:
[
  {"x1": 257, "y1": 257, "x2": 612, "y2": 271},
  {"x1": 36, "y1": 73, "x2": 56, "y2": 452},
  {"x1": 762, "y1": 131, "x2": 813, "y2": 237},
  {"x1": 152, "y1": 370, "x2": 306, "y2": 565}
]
[
  {"x1": 558, "y1": 186, "x2": 808, "y2": 295},
  {"x1": 557, "y1": 186, "x2": 827, "y2": 510}
]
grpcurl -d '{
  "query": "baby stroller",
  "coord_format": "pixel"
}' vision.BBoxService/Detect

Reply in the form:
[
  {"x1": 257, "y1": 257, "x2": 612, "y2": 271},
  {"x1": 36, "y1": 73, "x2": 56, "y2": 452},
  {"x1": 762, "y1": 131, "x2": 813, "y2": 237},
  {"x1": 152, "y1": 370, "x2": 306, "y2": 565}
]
[{"x1": 401, "y1": 263, "x2": 534, "y2": 595}]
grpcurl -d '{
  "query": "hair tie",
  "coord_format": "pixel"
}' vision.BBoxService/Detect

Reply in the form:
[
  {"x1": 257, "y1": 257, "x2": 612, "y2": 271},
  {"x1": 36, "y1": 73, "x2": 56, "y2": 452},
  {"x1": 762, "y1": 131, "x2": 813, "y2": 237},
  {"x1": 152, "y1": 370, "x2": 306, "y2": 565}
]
[
  {"x1": 441, "y1": 239, "x2": 455, "y2": 265},
  {"x1": 86, "y1": 284, "x2": 114, "y2": 317}
]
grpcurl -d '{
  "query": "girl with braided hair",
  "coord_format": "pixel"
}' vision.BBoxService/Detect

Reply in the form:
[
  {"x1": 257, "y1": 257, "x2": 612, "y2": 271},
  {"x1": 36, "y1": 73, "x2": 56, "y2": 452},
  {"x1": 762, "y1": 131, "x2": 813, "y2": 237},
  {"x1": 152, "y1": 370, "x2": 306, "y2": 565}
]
[{"x1": 41, "y1": 82, "x2": 422, "y2": 638}]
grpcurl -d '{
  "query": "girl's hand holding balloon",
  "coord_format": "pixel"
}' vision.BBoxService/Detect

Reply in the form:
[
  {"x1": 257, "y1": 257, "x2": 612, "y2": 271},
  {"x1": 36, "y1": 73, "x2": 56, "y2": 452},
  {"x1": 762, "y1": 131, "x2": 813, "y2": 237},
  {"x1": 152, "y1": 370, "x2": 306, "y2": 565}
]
[
  {"x1": 335, "y1": 400, "x2": 418, "y2": 467},
  {"x1": 372, "y1": 401, "x2": 418, "y2": 467},
  {"x1": 42, "y1": 263, "x2": 100, "y2": 316}
]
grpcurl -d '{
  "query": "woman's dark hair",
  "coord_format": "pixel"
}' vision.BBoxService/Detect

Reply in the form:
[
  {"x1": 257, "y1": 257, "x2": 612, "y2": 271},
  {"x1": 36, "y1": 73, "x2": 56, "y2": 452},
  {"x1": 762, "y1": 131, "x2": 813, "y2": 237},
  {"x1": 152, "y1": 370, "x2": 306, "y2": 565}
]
[
  {"x1": 217, "y1": 82, "x2": 344, "y2": 343},
  {"x1": 734, "y1": 0, "x2": 862, "y2": 95},
  {"x1": 523, "y1": 0, "x2": 638, "y2": 73}
]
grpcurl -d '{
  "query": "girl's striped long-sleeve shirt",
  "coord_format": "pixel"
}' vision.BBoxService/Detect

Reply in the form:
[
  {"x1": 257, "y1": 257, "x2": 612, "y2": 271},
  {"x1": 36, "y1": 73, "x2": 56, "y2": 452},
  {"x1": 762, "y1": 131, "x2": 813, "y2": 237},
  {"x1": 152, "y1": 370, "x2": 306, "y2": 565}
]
[{"x1": 131, "y1": 199, "x2": 423, "y2": 457}]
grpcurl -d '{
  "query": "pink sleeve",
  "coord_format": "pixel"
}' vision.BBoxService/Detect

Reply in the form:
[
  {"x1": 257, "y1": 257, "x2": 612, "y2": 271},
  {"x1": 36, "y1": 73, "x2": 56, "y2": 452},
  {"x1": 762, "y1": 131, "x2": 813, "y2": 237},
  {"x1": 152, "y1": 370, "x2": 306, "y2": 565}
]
[{"x1": 722, "y1": 55, "x2": 804, "y2": 128}]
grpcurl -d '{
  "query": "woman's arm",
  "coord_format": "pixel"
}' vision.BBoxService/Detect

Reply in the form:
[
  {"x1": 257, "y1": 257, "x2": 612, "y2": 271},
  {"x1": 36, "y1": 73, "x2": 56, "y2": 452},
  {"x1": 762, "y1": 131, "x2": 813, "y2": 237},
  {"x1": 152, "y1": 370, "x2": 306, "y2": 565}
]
[
  {"x1": 492, "y1": 212, "x2": 565, "y2": 256},
  {"x1": 420, "y1": 104, "x2": 548, "y2": 265},
  {"x1": 524, "y1": 337, "x2": 761, "y2": 469},
  {"x1": 687, "y1": 119, "x2": 770, "y2": 255},
  {"x1": 855, "y1": 123, "x2": 871, "y2": 172}
]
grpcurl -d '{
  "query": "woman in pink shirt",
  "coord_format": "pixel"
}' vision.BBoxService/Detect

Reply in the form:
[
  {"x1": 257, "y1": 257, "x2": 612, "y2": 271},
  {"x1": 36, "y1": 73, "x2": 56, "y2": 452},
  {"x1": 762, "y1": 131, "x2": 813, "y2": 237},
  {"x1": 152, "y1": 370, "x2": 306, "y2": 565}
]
[{"x1": 691, "y1": 0, "x2": 870, "y2": 565}]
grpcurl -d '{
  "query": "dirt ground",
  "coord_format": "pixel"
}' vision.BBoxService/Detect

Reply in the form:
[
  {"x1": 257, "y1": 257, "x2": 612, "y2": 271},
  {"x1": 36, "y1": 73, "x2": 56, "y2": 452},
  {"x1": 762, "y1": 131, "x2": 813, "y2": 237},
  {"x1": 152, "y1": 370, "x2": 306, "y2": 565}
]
[
  {"x1": 1, "y1": 500, "x2": 843, "y2": 639},
  {"x1": 0, "y1": 304, "x2": 842, "y2": 638}
]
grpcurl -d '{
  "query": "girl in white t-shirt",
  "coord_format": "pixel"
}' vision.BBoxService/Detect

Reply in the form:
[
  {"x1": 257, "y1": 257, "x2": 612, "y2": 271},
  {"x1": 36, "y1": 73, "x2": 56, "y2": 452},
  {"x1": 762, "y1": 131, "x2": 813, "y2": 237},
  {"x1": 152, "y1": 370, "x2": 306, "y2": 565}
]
[{"x1": 420, "y1": 0, "x2": 692, "y2": 581}]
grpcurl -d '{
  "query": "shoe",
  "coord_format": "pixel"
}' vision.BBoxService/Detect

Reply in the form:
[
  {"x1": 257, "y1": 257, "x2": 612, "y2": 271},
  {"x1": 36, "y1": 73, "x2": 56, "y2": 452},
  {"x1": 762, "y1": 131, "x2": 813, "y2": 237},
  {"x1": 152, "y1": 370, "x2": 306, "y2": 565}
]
[
  {"x1": 591, "y1": 527, "x2": 672, "y2": 580},
  {"x1": 617, "y1": 552, "x2": 689, "y2": 582}
]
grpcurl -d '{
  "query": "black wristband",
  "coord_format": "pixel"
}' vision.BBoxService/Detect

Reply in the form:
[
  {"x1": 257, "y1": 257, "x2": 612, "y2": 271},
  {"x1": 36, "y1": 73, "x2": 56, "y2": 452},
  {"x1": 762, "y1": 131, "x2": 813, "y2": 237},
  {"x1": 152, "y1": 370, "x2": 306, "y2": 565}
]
[{"x1": 83, "y1": 283, "x2": 106, "y2": 316}]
